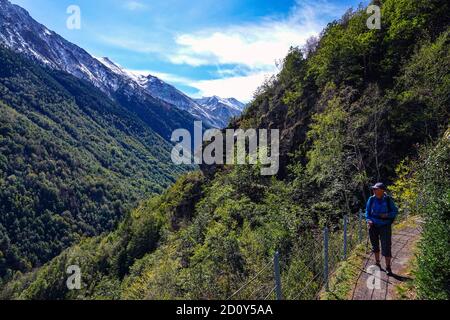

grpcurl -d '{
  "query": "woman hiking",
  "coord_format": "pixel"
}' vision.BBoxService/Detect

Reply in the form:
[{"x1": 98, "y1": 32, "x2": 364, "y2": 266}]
[{"x1": 365, "y1": 183, "x2": 398, "y2": 275}]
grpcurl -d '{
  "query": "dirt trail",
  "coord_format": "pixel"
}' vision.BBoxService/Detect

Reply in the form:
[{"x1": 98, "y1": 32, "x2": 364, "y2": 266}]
[{"x1": 351, "y1": 221, "x2": 422, "y2": 300}]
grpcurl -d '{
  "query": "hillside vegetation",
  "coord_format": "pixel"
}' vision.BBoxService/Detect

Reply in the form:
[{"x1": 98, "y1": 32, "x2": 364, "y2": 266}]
[
  {"x1": 0, "y1": 46, "x2": 189, "y2": 283},
  {"x1": 1, "y1": 0, "x2": 449, "y2": 299},
  {"x1": 414, "y1": 136, "x2": 449, "y2": 299}
]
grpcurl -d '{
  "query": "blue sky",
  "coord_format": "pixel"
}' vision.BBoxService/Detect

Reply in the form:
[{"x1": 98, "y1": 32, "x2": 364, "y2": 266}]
[{"x1": 11, "y1": 0, "x2": 367, "y2": 102}]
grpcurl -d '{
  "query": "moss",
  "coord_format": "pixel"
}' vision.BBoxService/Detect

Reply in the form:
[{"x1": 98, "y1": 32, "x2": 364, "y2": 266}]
[
  {"x1": 395, "y1": 245, "x2": 418, "y2": 300},
  {"x1": 320, "y1": 244, "x2": 369, "y2": 300}
]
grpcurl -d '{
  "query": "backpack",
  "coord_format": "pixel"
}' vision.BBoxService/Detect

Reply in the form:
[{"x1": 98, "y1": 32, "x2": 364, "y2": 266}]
[{"x1": 368, "y1": 195, "x2": 395, "y2": 222}]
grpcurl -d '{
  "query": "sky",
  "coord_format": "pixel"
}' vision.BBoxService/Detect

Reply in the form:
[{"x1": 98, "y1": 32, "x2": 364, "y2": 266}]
[{"x1": 11, "y1": 0, "x2": 367, "y2": 102}]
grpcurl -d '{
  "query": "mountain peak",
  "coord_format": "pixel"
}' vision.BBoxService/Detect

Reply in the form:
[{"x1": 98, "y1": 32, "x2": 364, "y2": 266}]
[
  {"x1": 100, "y1": 56, "x2": 115, "y2": 64},
  {"x1": 97, "y1": 56, "x2": 122, "y2": 70},
  {"x1": 194, "y1": 96, "x2": 246, "y2": 127},
  {"x1": 196, "y1": 96, "x2": 246, "y2": 111}
]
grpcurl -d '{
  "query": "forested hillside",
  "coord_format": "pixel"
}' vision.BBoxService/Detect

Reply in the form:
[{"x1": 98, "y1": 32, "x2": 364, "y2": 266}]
[
  {"x1": 0, "y1": 46, "x2": 189, "y2": 282},
  {"x1": 1, "y1": 0, "x2": 448, "y2": 299}
]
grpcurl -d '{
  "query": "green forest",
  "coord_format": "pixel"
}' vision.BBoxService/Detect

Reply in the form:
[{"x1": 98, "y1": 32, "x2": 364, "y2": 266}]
[
  {"x1": 0, "y1": 0, "x2": 449, "y2": 299},
  {"x1": 0, "y1": 46, "x2": 190, "y2": 282}
]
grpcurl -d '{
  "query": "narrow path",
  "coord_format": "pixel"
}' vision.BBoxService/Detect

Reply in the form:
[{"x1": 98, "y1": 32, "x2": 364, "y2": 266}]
[{"x1": 351, "y1": 221, "x2": 422, "y2": 300}]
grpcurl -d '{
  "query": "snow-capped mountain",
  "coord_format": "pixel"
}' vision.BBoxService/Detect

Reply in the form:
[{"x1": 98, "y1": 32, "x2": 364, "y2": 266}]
[
  {"x1": 94, "y1": 58, "x2": 244, "y2": 128},
  {"x1": 195, "y1": 96, "x2": 247, "y2": 128},
  {"x1": 99, "y1": 59, "x2": 222, "y2": 127},
  {"x1": 195, "y1": 96, "x2": 246, "y2": 112},
  {"x1": 0, "y1": 0, "x2": 244, "y2": 129}
]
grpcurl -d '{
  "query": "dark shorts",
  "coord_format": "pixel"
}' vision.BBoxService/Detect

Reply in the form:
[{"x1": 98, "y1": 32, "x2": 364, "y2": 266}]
[{"x1": 369, "y1": 224, "x2": 392, "y2": 258}]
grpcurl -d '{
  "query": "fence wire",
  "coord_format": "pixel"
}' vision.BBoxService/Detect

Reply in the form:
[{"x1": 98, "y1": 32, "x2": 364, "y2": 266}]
[
  {"x1": 225, "y1": 207, "x2": 411, "y2": 301},
  {"x1": 279, "y1": 210, "x2": 371, "y2": 300}
]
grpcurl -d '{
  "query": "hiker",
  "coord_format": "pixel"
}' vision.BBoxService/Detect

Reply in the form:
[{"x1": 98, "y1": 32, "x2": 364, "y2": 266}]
[{"x1": 365, "y1": 182, "x2": 398, "y2": 275}]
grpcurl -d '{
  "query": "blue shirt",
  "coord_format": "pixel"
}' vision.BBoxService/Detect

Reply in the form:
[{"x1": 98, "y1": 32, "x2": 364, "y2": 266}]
[{"x1": 365, "y1": 195, "x2": 398, "y2": 226}]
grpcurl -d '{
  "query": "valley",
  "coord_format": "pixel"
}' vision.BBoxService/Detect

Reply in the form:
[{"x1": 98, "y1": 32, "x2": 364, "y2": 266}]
[{"x1": 0, "y1": 0, "x2": 448, "y2": 301}]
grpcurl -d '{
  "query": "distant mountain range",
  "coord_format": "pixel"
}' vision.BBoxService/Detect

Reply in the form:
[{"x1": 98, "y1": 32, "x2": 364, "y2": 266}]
[
  {"x1": 95, "y1": 57, "x2": 246, "y2": 128},
  {"x1": 195, "y1": 96, "x2": 246, "y2": 128},
  {"x1": 0, "y1": 0, "x2": 245, "y2": 130}
]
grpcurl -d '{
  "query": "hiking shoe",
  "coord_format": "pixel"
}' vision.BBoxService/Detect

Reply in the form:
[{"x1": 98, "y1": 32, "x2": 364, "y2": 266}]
[
  {"x1": 375, "y1": 262, "x2": 382, "y2": 269},
  {"x1": 386, "y1": 267, "x2": 394, "y2": 276}
]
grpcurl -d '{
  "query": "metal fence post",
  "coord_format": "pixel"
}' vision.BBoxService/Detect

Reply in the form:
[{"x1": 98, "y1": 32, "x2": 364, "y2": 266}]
[
  {"x1": 358, "y1": 209, "x2": 363, "y2": 243},
  {"x1": 343, "y1": 215, "x2": 348, "y2": 260},
  {"x1": 323, "y1": 227, "x2": 329, "y2": 292},
  {"x1": 274, "y1": 251, "x2": 283, "y2": 300}
]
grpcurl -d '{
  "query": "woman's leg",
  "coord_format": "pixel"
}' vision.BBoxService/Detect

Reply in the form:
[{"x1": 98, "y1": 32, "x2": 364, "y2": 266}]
[
  {"x1": 369, "y1": 225, "x2": 381, "y2": 263},
  {"x1": 380, "y1": 224, "x2": 393, "y2": 269}
]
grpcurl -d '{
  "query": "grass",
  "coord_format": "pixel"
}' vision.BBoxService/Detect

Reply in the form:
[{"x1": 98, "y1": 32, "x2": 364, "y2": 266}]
[
  {"x1": 392, "y1": 214, "x2": 420, "y2": 300},
  {"x1": 393, "y1": 216, "x2": 420, "y2": 232},
  {"x1": 394, "y1": 233, "x2": 420, "y2": 300}
]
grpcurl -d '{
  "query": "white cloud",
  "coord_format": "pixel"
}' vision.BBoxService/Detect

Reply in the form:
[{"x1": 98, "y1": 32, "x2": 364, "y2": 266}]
[
  {"x1": 167, "y1": 0, "x2": 337, "y2": 69},
  {"x1": 123, "y1": 1, "x2": 147, "y2": 11},
  {"x1": 161, "y1": 0, "x2": 341, "y2": 102},
  {"x1": 170, "y1": 26, "x2": 309, "y2": 69},
  {"x1": 105, "y1": 0, "x2": 344, "y2": 102},
  {"x1": 188, "y1": 72, "x2": 271, "y2": 103},
  {"x1": 168, "y1": 54, "x2": 210, "y2": 67}
]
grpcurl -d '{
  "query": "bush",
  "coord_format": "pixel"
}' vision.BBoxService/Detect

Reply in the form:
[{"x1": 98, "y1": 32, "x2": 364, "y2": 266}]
[{"x1": 415, "y1": 135, "x2": 450, "y2": 299}]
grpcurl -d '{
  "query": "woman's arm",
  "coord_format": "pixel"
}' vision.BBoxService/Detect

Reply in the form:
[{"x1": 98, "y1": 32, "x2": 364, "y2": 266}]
[{"x1": 365, "y1": 197, "x2": 373, "y2": 223}]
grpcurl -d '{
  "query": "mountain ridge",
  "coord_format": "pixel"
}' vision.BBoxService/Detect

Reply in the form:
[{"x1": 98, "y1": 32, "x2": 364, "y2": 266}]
[
  {"x1": 95, "y1": 56, "x2": 245, "y2": 128},
  {"x1": 0, "y1": 0, "x2": 244, "y2": 129}
]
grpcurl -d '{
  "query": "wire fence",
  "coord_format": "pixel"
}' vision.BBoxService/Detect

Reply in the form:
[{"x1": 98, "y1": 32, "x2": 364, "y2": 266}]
[{"x1": 226, "y1": 206, "x2": 411, "y2": 300}]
